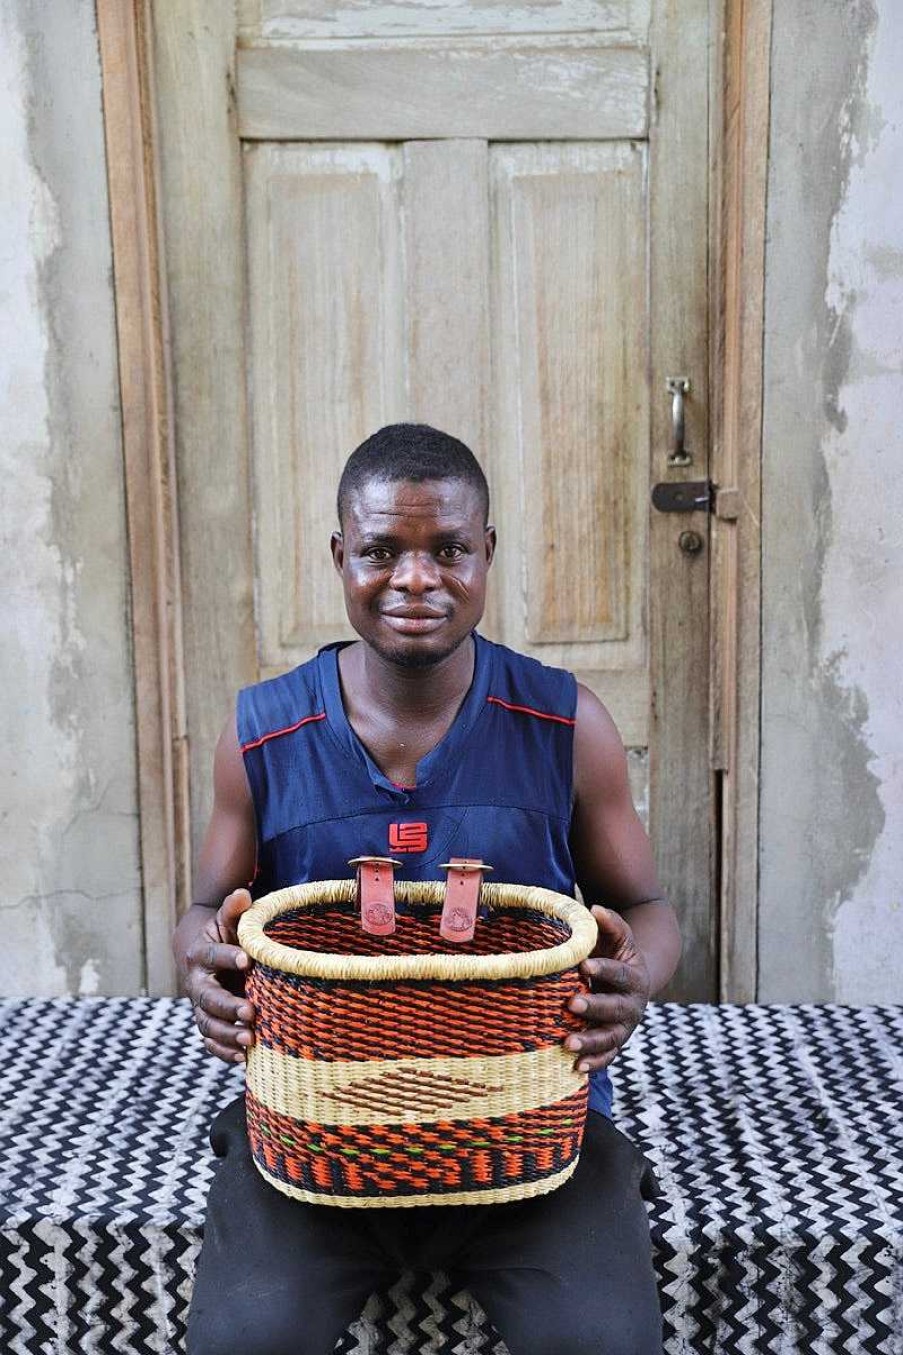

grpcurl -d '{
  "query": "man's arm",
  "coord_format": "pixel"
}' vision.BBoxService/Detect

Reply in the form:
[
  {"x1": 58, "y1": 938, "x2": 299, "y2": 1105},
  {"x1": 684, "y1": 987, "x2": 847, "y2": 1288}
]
[
  {"x1": 565, "y1": 683, "x2": 682, "y2": 1072},
  {"x1": 172, "y1": 716, "x2": 259, "y2": 1063}
]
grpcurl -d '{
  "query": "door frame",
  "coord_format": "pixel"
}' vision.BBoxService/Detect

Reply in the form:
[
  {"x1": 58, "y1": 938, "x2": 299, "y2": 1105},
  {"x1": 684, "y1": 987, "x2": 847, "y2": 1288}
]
[
  {"x1": 98, "y1": 0, "x2": 771, "y2": 999},
  {"x1": 709, "y1": 0, "x2": 772, "y2": 1001},
  {"x1": 97, "y1": 0, "x2": 190, "y2": 995}
]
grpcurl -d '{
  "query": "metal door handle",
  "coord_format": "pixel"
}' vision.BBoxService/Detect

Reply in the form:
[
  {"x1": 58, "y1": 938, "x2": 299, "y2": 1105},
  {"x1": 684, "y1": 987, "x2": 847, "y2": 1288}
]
[{"x1": 666, "y1": 377, "x2": 692, "y2": 466}]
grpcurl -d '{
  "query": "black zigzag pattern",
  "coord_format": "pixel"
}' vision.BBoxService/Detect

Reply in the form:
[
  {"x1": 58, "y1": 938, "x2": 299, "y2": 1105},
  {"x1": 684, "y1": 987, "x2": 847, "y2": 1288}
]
[
  {"x1": 612, "y1": 1003, "x2": 903, "y2": 1355},
  {"x1": 0, "y1": 999, "x2": 901, "y2": 1353}
]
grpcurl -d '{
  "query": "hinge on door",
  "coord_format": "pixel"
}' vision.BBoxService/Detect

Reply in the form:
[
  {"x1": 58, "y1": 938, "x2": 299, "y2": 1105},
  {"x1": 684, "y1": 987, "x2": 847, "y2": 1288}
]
[{"x1": 651, "y1": 481, "x2": 739, "y2": 520}]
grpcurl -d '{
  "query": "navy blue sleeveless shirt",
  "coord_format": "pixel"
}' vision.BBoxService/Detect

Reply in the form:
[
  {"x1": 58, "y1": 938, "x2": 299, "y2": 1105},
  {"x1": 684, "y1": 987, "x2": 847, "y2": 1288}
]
[{"x1": 237, "y1": 632, "x2": 612, "y2": 1116}]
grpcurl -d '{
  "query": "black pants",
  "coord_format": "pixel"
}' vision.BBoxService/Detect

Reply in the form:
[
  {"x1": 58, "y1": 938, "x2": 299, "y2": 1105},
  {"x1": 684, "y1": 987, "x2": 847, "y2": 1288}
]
[{"x1": 187, "y1": 1096, "x2": 663, "y2": 1355}]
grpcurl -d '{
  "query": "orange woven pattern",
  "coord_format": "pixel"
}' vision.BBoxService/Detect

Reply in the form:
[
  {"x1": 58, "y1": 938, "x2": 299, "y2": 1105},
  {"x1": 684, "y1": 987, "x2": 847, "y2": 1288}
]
[
  {"x1": 241, "y1": 885, "x2": 596, "y2": 1204},
  {"x1": 263, "y1": 904, "x2": 569, "y2": 959},
  {"x1": 249, "y1": 969, "x2": 588, "y2": 1062},
  {"x1": 245, "y1": 1085, "x2": 588, "y2": 1200}
]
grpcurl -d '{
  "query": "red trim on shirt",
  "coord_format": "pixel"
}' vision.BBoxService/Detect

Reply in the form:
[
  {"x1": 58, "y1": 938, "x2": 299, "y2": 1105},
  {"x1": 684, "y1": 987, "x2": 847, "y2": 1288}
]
[
  {"x1": 240, "y1": 711, "x2": 326, "y2": 752},
  {"x1": 486, "y1": 695, "x2": 576, "y2": 727}
]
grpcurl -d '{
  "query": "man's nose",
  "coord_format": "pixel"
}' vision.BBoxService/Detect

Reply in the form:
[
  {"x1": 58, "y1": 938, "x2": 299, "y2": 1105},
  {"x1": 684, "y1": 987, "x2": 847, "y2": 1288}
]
[{"x1": 390, "y1": 550, "x2": 440, "y2": 593}]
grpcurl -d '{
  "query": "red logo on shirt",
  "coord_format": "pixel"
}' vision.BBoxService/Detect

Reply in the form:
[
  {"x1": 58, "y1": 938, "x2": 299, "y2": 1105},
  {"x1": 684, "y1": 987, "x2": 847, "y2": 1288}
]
[{"x1": 389, "y1": 822, "x2": 429, "y2": 854}]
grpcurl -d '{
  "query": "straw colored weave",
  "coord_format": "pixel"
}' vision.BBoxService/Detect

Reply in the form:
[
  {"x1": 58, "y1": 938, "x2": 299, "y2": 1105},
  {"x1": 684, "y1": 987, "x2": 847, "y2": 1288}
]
[{"x1": 238, "y1": 880, "x2": 597, "y2": 1208}]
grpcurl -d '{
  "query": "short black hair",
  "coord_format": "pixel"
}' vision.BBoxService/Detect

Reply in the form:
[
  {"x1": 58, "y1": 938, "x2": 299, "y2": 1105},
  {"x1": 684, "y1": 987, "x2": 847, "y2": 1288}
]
[{"x1": 336, "y1": 423, "x2": 490, "y2": 526}]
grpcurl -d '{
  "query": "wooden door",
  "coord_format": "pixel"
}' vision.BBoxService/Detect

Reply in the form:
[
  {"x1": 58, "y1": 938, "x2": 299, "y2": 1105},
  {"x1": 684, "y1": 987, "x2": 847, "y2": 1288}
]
[{"x1": 152, "y1": 0, "x2": 715, "y2": 999}]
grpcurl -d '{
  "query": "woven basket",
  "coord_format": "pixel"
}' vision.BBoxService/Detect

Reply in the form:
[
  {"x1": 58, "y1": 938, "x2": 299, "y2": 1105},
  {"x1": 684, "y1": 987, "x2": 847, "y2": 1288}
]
[{"x1": 237, "y1": 879, "x2": 597, "y2": 1208}]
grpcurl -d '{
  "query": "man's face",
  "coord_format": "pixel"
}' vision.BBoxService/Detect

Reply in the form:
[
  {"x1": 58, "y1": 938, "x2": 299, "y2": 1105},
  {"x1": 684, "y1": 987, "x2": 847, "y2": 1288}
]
[{"x1": 331, "y1": 477, "x2": 496, "y2": 668}]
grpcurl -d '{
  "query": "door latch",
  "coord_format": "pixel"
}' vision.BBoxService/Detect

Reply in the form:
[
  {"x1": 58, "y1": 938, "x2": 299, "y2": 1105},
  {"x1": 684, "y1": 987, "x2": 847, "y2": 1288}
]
[
  {"x1": 651, "y1": 481, "x2": 739, "y2": 520},
  {"x1": 652, "y1": 480, "x2": 710, "y2": 513}
]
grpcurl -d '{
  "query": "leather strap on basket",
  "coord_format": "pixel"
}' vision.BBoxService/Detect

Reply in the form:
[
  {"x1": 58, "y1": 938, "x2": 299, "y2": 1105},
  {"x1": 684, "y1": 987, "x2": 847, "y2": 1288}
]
[
  {"x1": 348, "y1": 857, "x2": 401, "y2": 936},
  {"x1": 439, "y1": 859, "x2": 493, "y2": 943}
]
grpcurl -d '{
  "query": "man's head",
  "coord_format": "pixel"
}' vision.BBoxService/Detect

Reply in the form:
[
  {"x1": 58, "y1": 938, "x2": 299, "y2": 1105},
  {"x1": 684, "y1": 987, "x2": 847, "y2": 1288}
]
[
  {"x1": 331, "y1": 424, "x2": 496, "y2": 668},
  {"x1": 336, "y1": 424, "x2": 490, "y2": 529}
]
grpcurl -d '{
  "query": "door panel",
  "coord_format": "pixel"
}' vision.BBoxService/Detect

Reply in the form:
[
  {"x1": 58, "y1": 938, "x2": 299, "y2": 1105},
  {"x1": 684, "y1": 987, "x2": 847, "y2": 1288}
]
[
  {"x1": 236, "y1": 41, "x2": 649, "y2": 141},
  {"x1": 239, "y1": 0, "x2": 634, "y2": 41},
  {"x1": 246, "y1": 144, "x2": 404, "y2": 663},
  {"x1": 490, "y1": 143, "x2": 647, "y2": 743}
]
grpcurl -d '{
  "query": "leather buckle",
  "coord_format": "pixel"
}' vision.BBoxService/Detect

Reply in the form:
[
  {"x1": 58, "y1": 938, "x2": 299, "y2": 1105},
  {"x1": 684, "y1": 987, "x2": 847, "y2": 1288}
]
[
  {"x1": 438, "y1": 859, "x2": 493, "y2": 943},
  {"x1": 348, "y1": 857, "x2": 401, "y2": 936}
]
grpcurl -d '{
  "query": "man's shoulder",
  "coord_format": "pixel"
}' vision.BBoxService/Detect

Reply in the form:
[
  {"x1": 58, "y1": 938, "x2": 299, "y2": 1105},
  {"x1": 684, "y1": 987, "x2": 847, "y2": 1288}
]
[
  {"x1": 478, "y1": 634, "x2": 577, "y2": 723},
  {"x1": 236, "y1": 650, "x2": 327, "y2": 751}
]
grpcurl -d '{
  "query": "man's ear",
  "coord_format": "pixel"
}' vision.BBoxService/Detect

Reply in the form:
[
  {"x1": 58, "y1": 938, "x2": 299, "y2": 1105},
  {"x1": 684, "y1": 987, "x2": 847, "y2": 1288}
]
[
  {"x1": 484, "y1": 525, "x2": 497, "y2": 566},
  {"x1": 331, "y1": 531, "x2": 344, "y2": 574}
]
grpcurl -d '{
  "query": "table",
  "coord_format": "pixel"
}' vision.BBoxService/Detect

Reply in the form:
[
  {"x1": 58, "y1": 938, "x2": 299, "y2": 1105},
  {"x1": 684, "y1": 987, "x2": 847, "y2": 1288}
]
[{"x1": 1, "y1": 999, "x2": 900, "y2": 1353}]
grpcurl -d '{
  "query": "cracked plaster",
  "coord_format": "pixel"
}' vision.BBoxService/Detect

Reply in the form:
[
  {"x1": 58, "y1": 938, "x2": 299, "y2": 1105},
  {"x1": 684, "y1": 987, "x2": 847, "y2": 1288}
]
[
  {"x1": 0, "y1": 0, "x2": 143, "y2": 996},
  {"x1": 760, "y1": 0, "x2": 901, "y2": 1001}
]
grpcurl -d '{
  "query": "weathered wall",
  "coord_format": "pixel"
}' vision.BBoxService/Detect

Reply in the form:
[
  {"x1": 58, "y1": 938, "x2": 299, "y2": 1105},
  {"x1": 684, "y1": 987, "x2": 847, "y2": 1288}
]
[
  {"x1": 0, "y1": 0, "x2": 144, "y2": 995},
  {"x1": 759, "y1": 1, "x2": 903, "y2": 1001}
]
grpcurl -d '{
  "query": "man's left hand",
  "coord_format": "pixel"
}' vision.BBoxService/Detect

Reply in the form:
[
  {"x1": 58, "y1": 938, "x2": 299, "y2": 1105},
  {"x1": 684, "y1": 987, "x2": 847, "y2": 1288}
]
[{"x1": 565, "y1": 906, "x2": 651, "y2": 1072}]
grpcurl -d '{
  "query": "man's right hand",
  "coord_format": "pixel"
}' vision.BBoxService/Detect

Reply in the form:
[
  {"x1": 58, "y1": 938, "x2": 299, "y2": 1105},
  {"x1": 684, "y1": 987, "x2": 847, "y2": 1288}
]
[{"x1": 183, "y1": 889, "x2": 256, "y2": 1064}]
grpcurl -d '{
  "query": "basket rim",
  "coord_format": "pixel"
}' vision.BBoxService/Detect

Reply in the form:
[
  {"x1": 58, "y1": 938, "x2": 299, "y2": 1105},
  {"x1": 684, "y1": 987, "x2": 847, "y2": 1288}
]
[{"x1": 237, "y1": 880, "x2": 598, "y2": 982}]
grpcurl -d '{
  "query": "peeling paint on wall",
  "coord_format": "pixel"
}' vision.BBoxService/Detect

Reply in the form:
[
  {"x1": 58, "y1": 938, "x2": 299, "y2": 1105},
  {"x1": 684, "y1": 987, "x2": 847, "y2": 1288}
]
[
  {"x1": 760, "y1": 0, "x2": 901, "y2": 1001},
  {"x1": 822, "y1": 8, "x2": 903, "y2": 1002},
  {"x1": 0, "y1": 1, "x2": 143, "y2": 995}
]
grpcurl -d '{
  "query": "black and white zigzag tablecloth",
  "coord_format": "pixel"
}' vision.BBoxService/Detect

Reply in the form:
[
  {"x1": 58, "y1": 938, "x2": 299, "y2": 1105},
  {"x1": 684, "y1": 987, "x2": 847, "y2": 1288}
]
[{"x1": 0, "y1": 999, "x2": 900, "y2": 1354}]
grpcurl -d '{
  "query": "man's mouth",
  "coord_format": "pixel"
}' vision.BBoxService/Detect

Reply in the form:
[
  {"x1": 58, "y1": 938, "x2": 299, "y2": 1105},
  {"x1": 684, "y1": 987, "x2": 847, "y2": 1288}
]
[{"x1": 381, "y1": 608, "x2": 447, "y2": 633}]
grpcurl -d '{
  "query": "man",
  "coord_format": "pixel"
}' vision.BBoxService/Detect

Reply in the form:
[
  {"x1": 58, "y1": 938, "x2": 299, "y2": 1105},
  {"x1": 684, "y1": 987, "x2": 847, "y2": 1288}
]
[{"x1": 175, "y1": 424, "x2": 681, "y2": 1355}]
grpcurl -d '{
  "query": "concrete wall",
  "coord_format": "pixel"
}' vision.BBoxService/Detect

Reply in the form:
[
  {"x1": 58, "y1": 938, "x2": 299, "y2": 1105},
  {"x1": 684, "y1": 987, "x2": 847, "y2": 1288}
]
[
  {"x1": 759, "y1": 0, "x2": 903, "y2": 1001},
  {"x1": 0, "y1": 0, "x2": 144, "y2": 995}
]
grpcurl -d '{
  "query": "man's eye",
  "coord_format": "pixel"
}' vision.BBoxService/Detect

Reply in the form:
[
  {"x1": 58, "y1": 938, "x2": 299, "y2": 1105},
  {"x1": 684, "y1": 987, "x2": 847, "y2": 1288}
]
[
  {"x1": 438, "y1": 544, "x2": 467, "y2": 561},
  {"x1": 364, "y1": 547, "x2": 393, "y2": 562}
]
